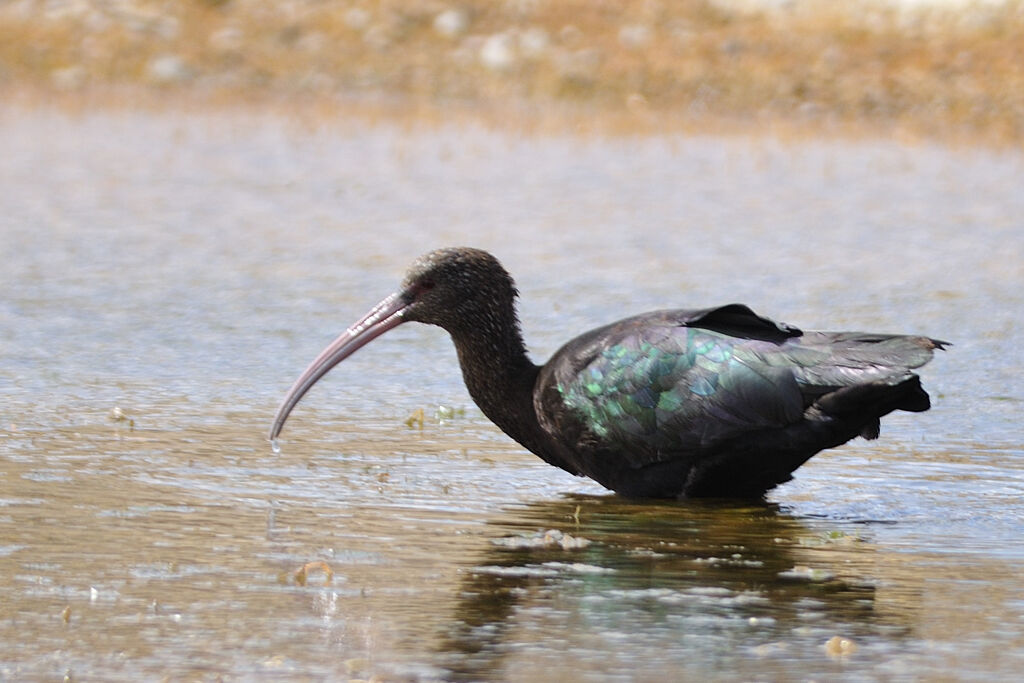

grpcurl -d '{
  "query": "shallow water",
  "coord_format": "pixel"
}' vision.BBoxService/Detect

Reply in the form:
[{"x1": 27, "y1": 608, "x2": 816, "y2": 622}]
[{"x1": 1, "y1": 108, "x2": 1023, "y2": 681}]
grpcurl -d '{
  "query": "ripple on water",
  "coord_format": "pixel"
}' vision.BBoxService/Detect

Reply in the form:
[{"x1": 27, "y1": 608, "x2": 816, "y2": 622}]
[{"x1": 1, "y1": 112, "x2": 1022, "y2": 681}]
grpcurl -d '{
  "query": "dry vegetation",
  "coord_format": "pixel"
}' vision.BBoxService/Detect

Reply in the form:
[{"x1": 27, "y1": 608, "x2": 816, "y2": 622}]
[{"x1": 1, "y1": 0, "x2": 1023, "y2": 144}]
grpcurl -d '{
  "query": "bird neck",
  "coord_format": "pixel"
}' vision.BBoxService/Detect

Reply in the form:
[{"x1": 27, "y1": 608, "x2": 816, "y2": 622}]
[{"x1": 449, "y1": 319, "x2": 544, "y2": 451}]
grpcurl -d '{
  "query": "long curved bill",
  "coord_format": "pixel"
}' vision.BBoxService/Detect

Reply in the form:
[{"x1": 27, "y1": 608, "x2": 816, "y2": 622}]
[{"x1": 269, "y1": 292, "x2": 408, "y2": 442}]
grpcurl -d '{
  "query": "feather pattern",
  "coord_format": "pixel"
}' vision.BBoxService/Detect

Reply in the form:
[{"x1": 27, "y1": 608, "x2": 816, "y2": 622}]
[{"x1": 535, "y1": 305, "x2": 946, "y2": 495}]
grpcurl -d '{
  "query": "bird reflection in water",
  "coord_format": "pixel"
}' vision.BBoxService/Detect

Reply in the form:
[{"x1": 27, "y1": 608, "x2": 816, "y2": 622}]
[{"x1": 436, "y1": 496, "x2": 905, "y2": 682}]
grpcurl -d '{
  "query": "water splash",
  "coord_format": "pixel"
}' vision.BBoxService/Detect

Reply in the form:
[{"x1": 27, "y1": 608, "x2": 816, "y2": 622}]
[{"x1": 270, "y1": 438, "x2": 281, "y2": 454}]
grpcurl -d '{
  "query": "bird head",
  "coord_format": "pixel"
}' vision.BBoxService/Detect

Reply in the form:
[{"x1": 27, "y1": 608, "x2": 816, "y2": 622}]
[
  {"x1": 268, "y1": 247, "x2": 516, "y2": 442},
  {"x1": 399, "y1": 247, "x2": 517, "y2": 333}
]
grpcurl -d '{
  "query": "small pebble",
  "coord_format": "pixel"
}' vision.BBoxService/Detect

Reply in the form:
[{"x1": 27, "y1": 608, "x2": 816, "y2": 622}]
[
  {"x1": 619, "y1": 24, "x2": 652, "y2": 49},
  {"x1": 778, "y1": 565, "x2": 834, "y2": 582},
  {"x1": 519, "y1": 27, "x2": 550, "y2": 57},
  {"x1": 343, "y1": 8, "x2": 371, "y2": 31},
  {"x1": 825, "y1": 635, "x2": 858, "y2": 657},
  {"x1": 146, "y1": 55, "x2": 192, "y2": 84},
  {"x1": 434, "y1": 9, "x2": 469, "y2": 39},
  {"x1": 480, "y1": 33, "x2": 516, "y2": 72}
]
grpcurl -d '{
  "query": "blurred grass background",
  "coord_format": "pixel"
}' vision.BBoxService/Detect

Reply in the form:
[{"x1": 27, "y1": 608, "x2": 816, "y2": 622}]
[{"x1": 1, "y1": 0, "x2": 1022, "y2": 144}]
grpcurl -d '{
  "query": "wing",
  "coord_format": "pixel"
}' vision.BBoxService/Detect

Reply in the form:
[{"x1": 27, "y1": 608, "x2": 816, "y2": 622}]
[{"x1": 535, "y1": 304, "x2": 943, "y2": 471}]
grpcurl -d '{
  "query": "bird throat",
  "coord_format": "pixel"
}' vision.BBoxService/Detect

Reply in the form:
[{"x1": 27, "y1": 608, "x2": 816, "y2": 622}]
[{"x1": 448, "y1": 317, "x2": 543, "y2": 453}]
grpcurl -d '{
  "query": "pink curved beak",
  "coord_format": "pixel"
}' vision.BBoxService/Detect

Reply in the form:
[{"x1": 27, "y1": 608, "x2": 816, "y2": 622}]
[{"x1": 269, "y1": 292, "x2": 408, "y2": 441}]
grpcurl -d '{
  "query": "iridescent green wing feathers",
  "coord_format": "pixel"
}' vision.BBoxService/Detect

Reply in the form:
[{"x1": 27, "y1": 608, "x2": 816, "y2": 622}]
[
  {"x1": 551, "y1": 325, "x2": 806, "y2": 455},
  {"x1": 535, "y1": 305, "x2": 942, "y2": 469}
]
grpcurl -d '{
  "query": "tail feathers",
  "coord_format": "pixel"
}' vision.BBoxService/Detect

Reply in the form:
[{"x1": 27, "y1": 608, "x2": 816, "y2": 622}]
[
  {"x1": 812, "y1": 373, "x2": 930, "y2": 440},
  {"x1": 788, "y1": 333, "x2": 948, "y2": 389}
]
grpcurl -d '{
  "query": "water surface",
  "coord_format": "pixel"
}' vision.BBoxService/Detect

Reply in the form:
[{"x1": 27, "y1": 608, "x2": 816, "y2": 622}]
[{"x1": 1, "y1": 108, "x2": 1023, "y2": 680}]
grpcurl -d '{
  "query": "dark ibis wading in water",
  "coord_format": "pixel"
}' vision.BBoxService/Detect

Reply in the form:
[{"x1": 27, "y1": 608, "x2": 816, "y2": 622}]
[{"x1": 270, "y1": 247, "x2": 946, "y2": 499}]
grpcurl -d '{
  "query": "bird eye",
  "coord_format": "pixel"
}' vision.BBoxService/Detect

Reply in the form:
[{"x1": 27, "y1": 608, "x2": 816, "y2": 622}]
[{"x1": 419, "y1": 280, "x2": 436, "y2": 292}]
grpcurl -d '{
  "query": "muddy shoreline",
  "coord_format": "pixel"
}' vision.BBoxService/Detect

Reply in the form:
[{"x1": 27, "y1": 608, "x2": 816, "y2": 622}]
[{"x1": 3, "y1": 0, "x2": 1022, "y2": 146}]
